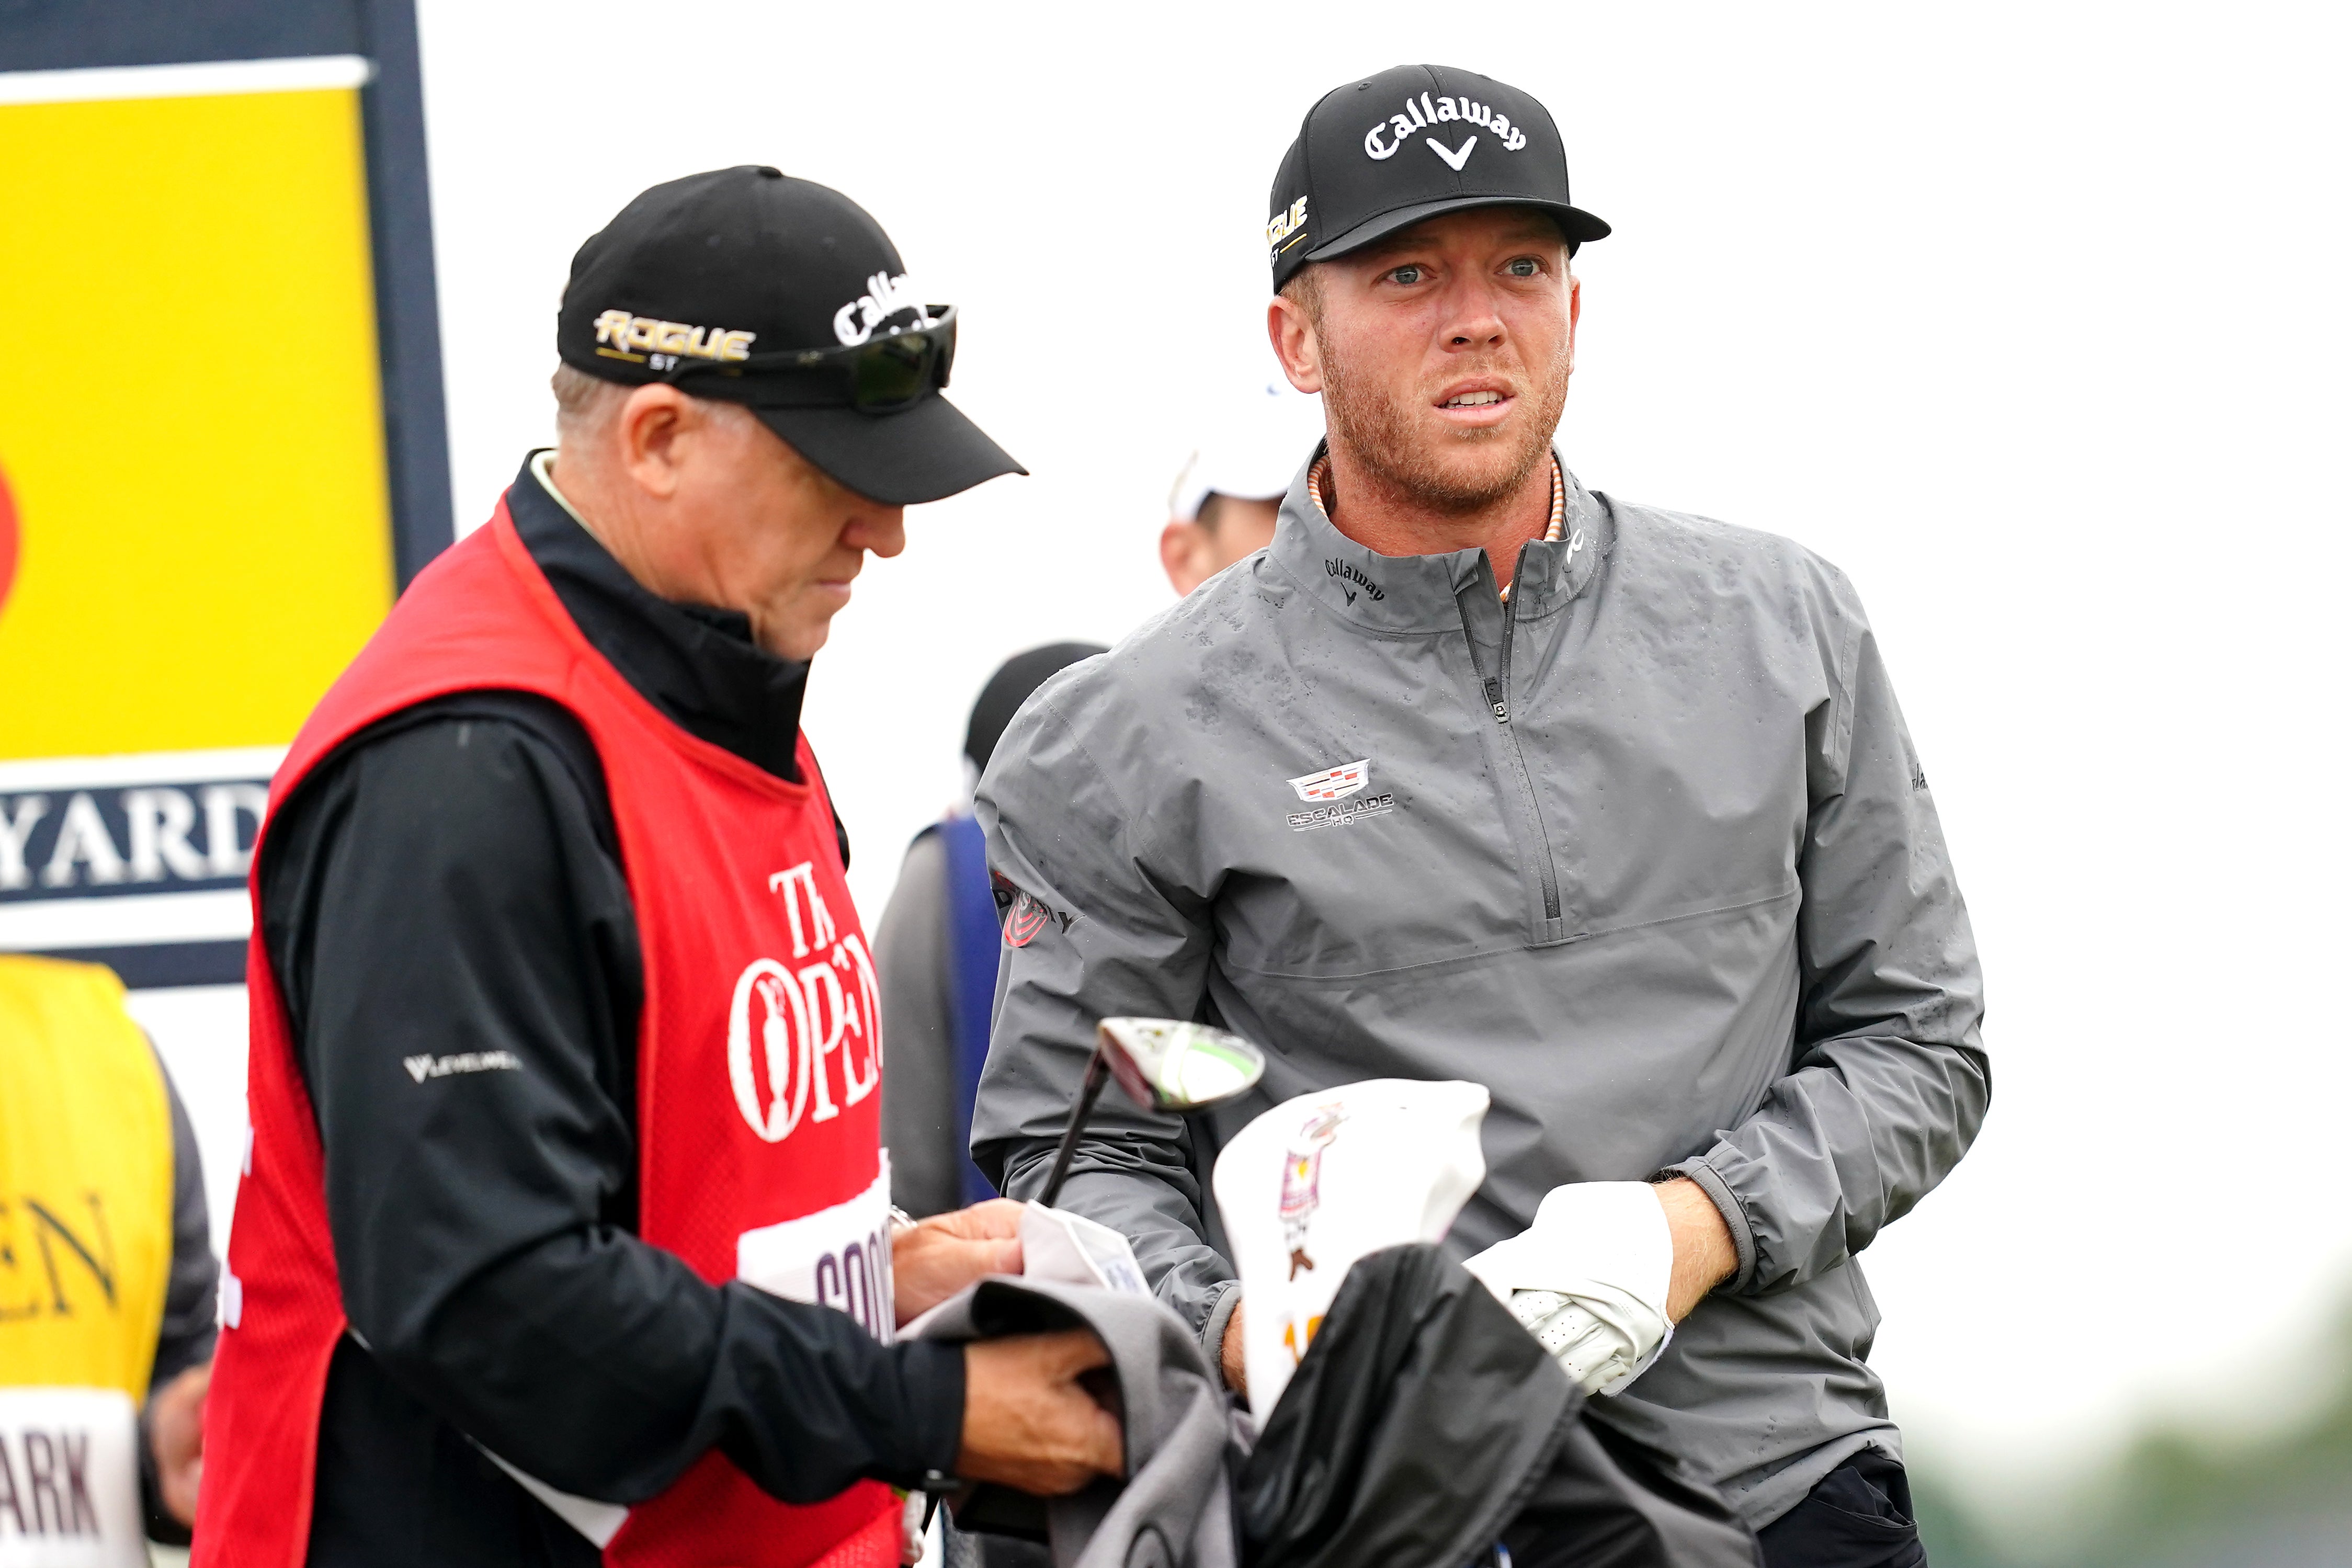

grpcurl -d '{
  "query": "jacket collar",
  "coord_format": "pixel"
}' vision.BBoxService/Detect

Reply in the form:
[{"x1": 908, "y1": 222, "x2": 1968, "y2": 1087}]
[
  {"x1": 510, "y1": 451, "x2": 811, "y2": 780},
  {"x1": 1266, "y1": 442, "x2": 1608, "y2": 634}
]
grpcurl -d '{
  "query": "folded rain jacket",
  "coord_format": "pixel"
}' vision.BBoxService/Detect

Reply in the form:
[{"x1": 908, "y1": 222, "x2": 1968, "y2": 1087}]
[{"x1": 915, "y1": 1276, "x2": 1237, "y2": 1568}]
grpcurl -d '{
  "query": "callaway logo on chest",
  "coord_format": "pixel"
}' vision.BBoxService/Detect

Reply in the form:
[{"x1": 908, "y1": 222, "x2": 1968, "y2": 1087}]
[{"x1": 1361, "y1": 90, "x2": 1530, "y2": 165}]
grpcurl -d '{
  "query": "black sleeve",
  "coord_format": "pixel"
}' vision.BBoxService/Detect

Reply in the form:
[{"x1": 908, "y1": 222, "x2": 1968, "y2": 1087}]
[
  {"x1": 150, "y1": 1051, "x2": 219, "y2": 1387},
  {"x1": 259, "y1": 694, "x2": 964, "y2": 1506},
  {"x1": 140, "y1": 1052, "x2": 218, "y2": 1545}
]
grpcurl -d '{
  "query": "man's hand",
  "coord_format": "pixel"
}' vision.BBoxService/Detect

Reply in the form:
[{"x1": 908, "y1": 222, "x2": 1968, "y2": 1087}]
[
  {"x1": 1219, "y1": 1300, "x2": 1247, "y2": 1395},
  {"x1": 894, "y1": 1199, "x2": 1025, "y2": 1326},
  {"x1": 957, "y1": 1330, "x2": 1124, "y2": 1495},
  {"x1": 147, "y1": 1361, "x2": 209, "y2": 1526},
  {"x1": 1466, "y1": 1180, "x2": 1687, "y2": 1397},
  {"x1": 1654, "y1": 1178, "x2": 1737, "y2": 1322}
]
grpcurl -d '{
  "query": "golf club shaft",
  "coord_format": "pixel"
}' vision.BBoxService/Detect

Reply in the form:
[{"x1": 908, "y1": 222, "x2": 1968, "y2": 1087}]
[{"x1": 1038, "y1": 1049, "x2": 1111, "y2": 1208}]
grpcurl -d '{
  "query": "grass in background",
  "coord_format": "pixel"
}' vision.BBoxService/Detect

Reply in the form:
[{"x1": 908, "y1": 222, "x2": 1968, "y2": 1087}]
[{"x1": 1914, "y1": 1302, "x2": 2352, "y2": 1567}]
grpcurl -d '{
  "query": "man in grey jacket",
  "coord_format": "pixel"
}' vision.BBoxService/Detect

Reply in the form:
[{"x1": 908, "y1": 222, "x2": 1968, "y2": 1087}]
[{"x1": 973, "y1": 63, "x2": 1982, "y2": 1567}]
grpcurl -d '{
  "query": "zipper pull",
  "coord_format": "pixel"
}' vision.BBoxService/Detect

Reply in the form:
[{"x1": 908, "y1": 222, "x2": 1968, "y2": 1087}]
[{"x1": 1484, "y1": 677, "x2": 1509, "y2": 723}]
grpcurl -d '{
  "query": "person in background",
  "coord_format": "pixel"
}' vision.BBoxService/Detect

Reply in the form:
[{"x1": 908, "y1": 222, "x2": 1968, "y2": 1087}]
[
  {"x1": 0, "y1": 953, "x2": 214, "y2": 1559},
  {"x1": 1157, "y1": 380, "x2": 1324, "y2": 595},
  {"x1": 878, "y1": 382, "x2": 1320, "y2": 1212},
  {"x1": 877, "y1": 643, "x2": 1105, "y2": 1220}
]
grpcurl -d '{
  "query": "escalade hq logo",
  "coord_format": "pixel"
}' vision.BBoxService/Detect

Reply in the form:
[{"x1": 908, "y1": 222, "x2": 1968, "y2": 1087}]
[
  {"x1": 1283, "y1": 758, "x2": 1395, "y2": 832},
  {"x1": 1287, "y1": 760, "x2": 1369, "y2": 802},
  {"x1": 729, "y1": 862, "x2": 882, "y2": 1143}
]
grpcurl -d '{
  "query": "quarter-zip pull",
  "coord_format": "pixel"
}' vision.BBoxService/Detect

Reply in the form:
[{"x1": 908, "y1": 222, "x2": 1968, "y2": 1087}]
[{"x1": 1455, "y1": 575, "x2": 1564, "y2": 929}]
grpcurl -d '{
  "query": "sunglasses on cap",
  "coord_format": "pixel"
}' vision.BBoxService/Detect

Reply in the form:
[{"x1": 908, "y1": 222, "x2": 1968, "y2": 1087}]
[{"x1": 669, "y1": 306, "x2": 958, "y2": 415}]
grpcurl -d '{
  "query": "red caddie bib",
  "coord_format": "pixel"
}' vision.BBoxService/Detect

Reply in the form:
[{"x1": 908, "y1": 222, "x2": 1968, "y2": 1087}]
[{"x1": 194, "y1": 498, "x2": 900, "y2": 1568}]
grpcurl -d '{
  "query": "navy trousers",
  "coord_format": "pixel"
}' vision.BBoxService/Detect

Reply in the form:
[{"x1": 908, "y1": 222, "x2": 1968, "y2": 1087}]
[{"x1": 1757, "y1": 1450, "x2": 1928, "y2": 1568}]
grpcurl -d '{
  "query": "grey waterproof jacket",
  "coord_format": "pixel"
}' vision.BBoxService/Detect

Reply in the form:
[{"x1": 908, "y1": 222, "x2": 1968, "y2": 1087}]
[{"x1": 970, "y1": 453, "x2": 1987, "y2": 1528}]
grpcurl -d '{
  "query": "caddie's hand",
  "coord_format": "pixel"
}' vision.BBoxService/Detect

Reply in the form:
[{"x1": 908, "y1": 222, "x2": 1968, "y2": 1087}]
[
  {"x1": 147, "y1": 1361, "x2": 209, "y2": 1526},
  {"x1": 957, "y1": 1330, "x2": 1124, "y2": 1495},
  {"x1": 894, "y1": 1198, "x2": 1026, "y2": 1326}
]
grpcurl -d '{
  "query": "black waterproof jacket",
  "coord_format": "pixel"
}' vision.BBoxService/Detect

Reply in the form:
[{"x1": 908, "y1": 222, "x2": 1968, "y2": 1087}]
[{"x1": 1241, "y1": 1245, "x2": 1759, "y2": 1568}]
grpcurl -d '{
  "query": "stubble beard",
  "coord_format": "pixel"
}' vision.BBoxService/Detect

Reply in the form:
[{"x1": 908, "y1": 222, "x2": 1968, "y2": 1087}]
[{"x1": 1320, "y1": 337, "x2": 1571, "y2": 516}]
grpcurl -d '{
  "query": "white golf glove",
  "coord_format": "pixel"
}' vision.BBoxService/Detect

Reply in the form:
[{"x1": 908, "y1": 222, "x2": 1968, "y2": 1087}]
[{"x1": 1463, "y1": 1181, "x2": 1675, "y2": 1397}]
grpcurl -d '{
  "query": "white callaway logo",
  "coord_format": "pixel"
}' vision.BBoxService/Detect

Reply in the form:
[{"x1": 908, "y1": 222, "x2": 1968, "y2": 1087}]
[
  {"x1": 833, "y1": 271, "x2": 927, "y2": 346},
  {"x1": 1428, "y1": 137, "x2": 1477, "y2": 172},
  {"x1": 1288, "y1": 760, "x2": 1369, "y2": 802},
  {"x1": 729, "y1": 862, "x2": 883, "y2": 1143},
  {"x1": 1363, "y1": 92, "x2": 1529, "y2": 163}
]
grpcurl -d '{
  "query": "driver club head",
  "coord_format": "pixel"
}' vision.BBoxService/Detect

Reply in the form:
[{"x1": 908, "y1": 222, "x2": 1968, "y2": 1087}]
[{"x1": 1096, "y1": 1018, "x2": 1266, "y2": 1113}]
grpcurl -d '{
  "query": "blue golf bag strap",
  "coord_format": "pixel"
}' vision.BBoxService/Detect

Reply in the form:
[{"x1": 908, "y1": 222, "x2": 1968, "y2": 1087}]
[{"x1": 939, "y1": 810, "x2": 1004, "y2": 1205}]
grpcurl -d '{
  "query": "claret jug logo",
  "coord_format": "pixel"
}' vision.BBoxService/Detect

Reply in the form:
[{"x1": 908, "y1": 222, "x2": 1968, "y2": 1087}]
[
  {"x1": 1276, "y1": 1104, "x2": 1348, "y2": 1367},
  {"x1": 1361, "y1": 90, "x2": 1530, "y2": 164},
  {"x1": 729, "y1": 862, "x2": 882, "y2": 1144},
  {"x1": 594, "y1": 310, "x2": 755, "y2": 370},
  {"x1": 1279, "y1": 1105, "x2": 1346, "y2": 1280}
]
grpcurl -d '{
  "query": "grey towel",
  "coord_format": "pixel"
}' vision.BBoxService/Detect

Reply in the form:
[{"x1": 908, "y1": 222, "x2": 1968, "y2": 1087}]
[{"x1": 915, "y1": 1275, "x2": 1238, "y2": 1568}]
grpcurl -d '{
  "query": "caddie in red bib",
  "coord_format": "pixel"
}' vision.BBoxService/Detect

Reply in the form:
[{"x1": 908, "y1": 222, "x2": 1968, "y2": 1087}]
[{"x1": 196, "y1": 167, "x2": 1122, "y2": 1568}]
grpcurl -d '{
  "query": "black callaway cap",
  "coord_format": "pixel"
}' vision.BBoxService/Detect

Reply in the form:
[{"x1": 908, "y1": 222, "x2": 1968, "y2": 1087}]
[
  {"x1": 1267, "y1": 65, "x2": 1609, "y2": 290},
  {"x1": 558, "y1": 166, "x2": 1025, "y2": 506}
]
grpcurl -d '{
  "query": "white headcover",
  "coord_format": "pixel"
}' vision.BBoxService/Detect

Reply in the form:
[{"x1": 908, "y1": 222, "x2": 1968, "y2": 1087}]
[
  {"x1": 1168, "y1": 378, "x2": 1327, "y2": 521},
  {"x1": 1211, "y1": 1078, "x2": 1489, "y2": 1418}
]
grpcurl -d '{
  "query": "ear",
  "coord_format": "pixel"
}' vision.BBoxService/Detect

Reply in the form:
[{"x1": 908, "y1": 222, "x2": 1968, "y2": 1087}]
[
  {"x1": 1267, "y1": 293, "x2": 1324, "y2": 395},
  {"x1": 1566, "y1": 270, "x2": 1581, "y2": 377},
  {"x1": 1160, "y1": 519, "x2": 1210, "y2": 597},
  {"x1": 616, "y1": 383, "x2": 694, "y2": 500}
]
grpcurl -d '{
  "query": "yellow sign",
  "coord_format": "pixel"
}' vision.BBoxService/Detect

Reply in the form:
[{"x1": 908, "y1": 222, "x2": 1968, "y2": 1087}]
[{"x1": 0, "y1": 80, "x2": 394, "y2": 760}]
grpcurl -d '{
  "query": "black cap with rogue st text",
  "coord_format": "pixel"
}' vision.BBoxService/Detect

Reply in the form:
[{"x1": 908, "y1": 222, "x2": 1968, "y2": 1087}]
[
  {"x1": 1266, "y1": 65, "x2": 1609, "y2": 290},
  {"x1": 558, "y1": 166, "x2": 1025, "y2": 506}
]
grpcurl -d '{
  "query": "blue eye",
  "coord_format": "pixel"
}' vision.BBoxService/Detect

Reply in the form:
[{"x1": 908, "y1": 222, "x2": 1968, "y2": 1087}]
[
  {"x1": 1390, "y1": 265, "x2": 1424, "y2": 285},
  {"x1": 1507, "y1": 257, "x2": 1540, "y2": 277}
]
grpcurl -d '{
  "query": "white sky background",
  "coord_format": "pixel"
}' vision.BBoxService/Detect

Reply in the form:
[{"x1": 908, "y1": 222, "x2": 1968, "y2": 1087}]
[{"x1": 406, "y1": 0, "x2": 2350, "y2": 1506}]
